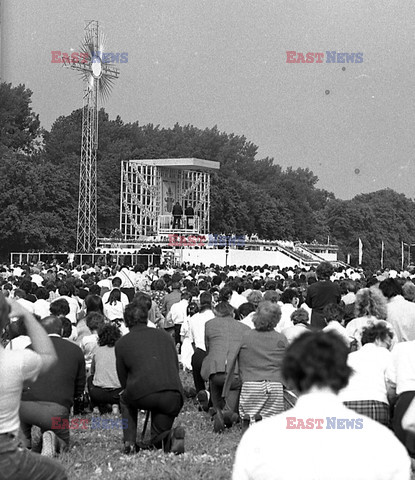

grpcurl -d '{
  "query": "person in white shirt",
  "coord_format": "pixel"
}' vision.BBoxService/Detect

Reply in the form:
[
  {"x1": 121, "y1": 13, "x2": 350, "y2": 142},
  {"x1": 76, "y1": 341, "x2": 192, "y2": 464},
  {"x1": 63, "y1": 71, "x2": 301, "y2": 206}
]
[
  {"x1": 189, "y1": 292, "x2": 215, "y2": 394},
  {"x1": 33, "y1": 287, "x2": 51, "y2": 320},
  {"x1": 238, "y1": 303, "x2": 257, "y2": 329},
  {"x1": 53, "y1": 284, "x2": 80, "y2": 325},
  {"x1": 282, "y1": 308, "x2": 310, "y2": 344},
  {"x1": 379, "y1": 278, "x2": 415, "y2": 342},
  {"x1": 322, "y1": 303, "x2": 351, "y2": 347},
  {"x1": 339, "y1": 322, "x2": 393, "y2": 426},
  {"x1": 386, "y1": 338, "x2": 415, "y2": 458},
  {"x1": 276, "y1": 289, "x2": 299, "y2": 332},
  {"x1": 103, "y1": 289, "x2": 125, "y2": 321},
  {"x1": 102, "y1": 278, "x2": 129, "y2": 308},
  {"x1": 13, "y1": 288, "x2": 35, "y2": 314},
  {"x1": 0, "y1": 294, "x2": 66, "y2": 478},
  {"x1": 167, "y1": 291, "x2": 191, "y2": 352},
  {"x1": 233, "y1": 331, "x2": 411, "y2": 480}
]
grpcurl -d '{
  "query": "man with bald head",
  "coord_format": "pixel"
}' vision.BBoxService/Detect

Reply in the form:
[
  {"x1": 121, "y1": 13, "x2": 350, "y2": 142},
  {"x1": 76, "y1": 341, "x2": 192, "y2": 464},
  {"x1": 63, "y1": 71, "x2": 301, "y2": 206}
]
[{"x1": 19, "y1": 315, "x2": 86, "y2": 456}]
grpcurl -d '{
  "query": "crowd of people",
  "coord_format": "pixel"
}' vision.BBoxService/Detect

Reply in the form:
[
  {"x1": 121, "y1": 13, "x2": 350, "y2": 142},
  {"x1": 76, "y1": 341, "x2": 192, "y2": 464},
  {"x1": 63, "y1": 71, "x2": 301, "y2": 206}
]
[{"x1": 1, "y1": 259, "x2": 415, "y2": 478}]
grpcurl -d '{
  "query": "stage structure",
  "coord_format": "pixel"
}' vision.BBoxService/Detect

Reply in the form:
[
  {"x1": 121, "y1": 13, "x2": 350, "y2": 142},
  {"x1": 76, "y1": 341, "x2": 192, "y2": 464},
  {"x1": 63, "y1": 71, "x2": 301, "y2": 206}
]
[
  {"x1": 120, "y1": 158, "x2": 220, "y2": 239},
  {"x1": 64, "y1": 21, "x2": 119, "y2": 253}
]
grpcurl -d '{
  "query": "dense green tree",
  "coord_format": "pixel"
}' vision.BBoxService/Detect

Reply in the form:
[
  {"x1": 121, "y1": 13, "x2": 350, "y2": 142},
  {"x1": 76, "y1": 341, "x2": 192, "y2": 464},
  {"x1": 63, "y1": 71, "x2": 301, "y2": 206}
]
[{"x1": 0, "y1": 83, "x2": 41, "y2": 152}]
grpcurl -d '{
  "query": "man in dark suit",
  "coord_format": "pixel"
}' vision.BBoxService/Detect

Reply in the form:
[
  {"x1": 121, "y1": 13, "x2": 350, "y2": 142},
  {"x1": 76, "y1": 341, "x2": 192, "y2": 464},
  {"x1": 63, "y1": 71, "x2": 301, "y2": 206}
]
[
  {"x1": 115, "y1": 297, "x2": 185, "y2": 454},
  {"x1": 305, "y1": 261, "x2": 341, "y2": 330},
  {"x1": 172, "y1": 202, "x2": 183, "y2": 229},
  {"x1": 184, "y1": 203, "x2": 195, "y2": 230},
  {"x1": 20, "y1": 316, "x2": 86, "y2": 455}
]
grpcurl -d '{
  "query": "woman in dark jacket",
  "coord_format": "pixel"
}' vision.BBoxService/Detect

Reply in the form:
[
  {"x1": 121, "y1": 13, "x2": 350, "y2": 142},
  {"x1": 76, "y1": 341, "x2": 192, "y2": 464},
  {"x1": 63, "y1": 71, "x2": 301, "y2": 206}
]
[{"x1": 115, "y1": 297, "x2": 185, "y2": 454}]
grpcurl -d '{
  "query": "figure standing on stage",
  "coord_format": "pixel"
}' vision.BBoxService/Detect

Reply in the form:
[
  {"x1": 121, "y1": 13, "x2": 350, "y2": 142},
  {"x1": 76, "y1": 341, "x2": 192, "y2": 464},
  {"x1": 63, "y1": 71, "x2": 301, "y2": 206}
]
[
  {"x1": 185, "y1": 203, "x2": 195, "y2": 230},
  {"x1": 172, "y1": 201, "x2": 183, "y2": 229}
]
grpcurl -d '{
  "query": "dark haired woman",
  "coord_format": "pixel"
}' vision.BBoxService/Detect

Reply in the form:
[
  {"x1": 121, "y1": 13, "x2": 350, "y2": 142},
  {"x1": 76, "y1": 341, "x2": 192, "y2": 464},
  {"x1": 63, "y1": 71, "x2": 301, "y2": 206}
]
[
  {"x1": 76, "y1": 294, "x2": 104, "y2": 345},
  {"x1": 224, "y1": 301, "x2": 288, "y2": 431},
  {"x1": 103, "y1": 288, "x2": 124, "y2": 321},
  {"x1": 151, "y1": 279, "x2": 167, "y2": 312},
  {"x1": 88, "y1": 323, "x2": 123, "y2": 415},
  {"x1": 115, "y1": 301, "x2": 185, "y2": 454}
]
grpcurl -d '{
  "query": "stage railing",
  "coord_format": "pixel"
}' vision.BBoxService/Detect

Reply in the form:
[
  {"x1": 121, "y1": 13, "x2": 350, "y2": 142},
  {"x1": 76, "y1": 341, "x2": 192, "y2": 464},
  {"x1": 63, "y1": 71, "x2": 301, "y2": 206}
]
[
  {"x1": 158, "y1": 215, "x2": 200, "y2": 235},
  {"x1": 9, "y1": 252, "x2": 159, "y2": 267}
]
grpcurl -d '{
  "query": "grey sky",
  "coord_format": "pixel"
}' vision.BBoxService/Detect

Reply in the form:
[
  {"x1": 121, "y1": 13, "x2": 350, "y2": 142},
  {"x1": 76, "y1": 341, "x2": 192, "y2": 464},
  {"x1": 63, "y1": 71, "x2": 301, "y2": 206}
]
[{"x1": 1, "y1": 0, "x2": 414, "y2": 199}]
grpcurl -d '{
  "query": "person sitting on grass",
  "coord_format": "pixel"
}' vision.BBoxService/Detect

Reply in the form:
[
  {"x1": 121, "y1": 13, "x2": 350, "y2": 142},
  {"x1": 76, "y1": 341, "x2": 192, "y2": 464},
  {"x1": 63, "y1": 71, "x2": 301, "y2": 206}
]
[
  {"x1": 232, "y1": 331, "x2": 411, "y2": 480},
  {"x1": 115, "y1": 299, "x2": 185, "y2": 455},
  {"x1": 88, "y1": 323, "x2": 122, "y2": 415},
  {"x1": 0, "y1": 295, "x2": 67, "y2": 479}
]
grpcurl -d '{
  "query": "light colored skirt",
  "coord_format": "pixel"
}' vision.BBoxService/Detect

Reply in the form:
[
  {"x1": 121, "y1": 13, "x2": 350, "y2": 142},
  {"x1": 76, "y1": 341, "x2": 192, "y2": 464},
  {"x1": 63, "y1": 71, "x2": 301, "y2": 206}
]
[{"x1": 239, "y1": 381, "x2": 284, "y2": 420}]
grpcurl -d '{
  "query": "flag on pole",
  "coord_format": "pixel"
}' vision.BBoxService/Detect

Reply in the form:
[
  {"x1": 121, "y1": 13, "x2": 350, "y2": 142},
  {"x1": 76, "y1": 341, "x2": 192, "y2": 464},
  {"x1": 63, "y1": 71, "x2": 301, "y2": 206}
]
[
  {"x1": 358, "y1": 238, "x2": 363, "y2": 265},
  {"x1": 347, "y1": 253, "x2": 351, "y2": 265},
  {"x1": 402, "y1": 241, "x2": 405, "y2": 271},
  {"x1": 381, "y1": 240, "x2": 384, "y2": 270}
]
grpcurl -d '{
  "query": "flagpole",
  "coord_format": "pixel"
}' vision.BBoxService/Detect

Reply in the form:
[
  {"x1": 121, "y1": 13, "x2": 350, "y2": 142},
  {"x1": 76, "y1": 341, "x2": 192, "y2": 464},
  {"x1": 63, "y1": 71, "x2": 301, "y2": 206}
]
[
  {"x1": 358, "y1": 238, "x2": 363, "y2": 266},
  {"x1": 401, "y1": 241, "x2": 404, "y2": 271}
]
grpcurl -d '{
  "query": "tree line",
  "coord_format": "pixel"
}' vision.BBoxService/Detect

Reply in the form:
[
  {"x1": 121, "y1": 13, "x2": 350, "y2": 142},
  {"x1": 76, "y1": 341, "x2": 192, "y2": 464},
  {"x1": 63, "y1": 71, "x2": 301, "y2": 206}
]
[{"x1": 1, "y1": 82, "x2": 414, "y2": 271}]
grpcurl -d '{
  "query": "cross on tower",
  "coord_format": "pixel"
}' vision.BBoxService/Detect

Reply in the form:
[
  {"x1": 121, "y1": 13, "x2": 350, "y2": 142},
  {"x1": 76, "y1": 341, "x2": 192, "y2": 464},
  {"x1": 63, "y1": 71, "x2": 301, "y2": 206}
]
[{"x1": 64, "y1": 20, "x2": 119, "y2": 253}]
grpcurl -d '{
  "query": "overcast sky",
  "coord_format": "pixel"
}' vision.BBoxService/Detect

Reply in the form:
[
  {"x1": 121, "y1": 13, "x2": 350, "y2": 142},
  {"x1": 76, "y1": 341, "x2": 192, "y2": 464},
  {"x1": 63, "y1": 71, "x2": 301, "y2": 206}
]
[{"x1": 2, "y1": 0, "x2": 415, "y2": 200}]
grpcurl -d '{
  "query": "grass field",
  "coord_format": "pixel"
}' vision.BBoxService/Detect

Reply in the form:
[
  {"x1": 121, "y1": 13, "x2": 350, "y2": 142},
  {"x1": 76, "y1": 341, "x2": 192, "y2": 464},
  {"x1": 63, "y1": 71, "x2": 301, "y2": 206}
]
[{"x1": 59, "y1": 371, "x2": 240, "y2": 480}]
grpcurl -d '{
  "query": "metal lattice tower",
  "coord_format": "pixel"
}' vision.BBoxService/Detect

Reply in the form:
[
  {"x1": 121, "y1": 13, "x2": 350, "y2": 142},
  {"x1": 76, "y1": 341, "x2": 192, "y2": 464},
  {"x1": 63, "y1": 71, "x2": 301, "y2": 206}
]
[{"x1": 64, "y1": 21, "x2": 119, "y2": 252}]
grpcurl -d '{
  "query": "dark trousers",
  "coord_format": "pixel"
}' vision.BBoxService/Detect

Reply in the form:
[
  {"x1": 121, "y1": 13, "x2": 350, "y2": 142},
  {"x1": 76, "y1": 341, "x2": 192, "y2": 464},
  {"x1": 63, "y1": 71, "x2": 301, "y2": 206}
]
[
  {"x1": 209, "y1": 373, "x2": 241, "y2": 413},
  {"x1": 20, "y1": 401, "x2": 70, "y2": 449},
  {"x1": 310, "y1": 310, "x2": 326, "y2": 330},
  {"x1": 121, "y1": 287, "x2": 135, "y2": 303},
  {"x1": 186, "y1": 216, "x2": 194, "y2": 229},
  {"x1": 393, "y1": 391, "x2": 415, "y2": 457},
  {"x1": 120, "y1": 390, "x2": 183, "y2": 449},
  {"x1": 191, "y1": 348, "x2": 207, "y2": 392},
  {"x1": 172, "y1": 216, "x2": 181, "y2": 229},
  {"x1": 87, "y1": 376, "x2": 122, "y2": 409},
  {"x1": 0, "y1": 433, "x2": 67, "y2": 480},
  {"x1": 174, "y1": 324, "x2": 182, "y2": 351}
]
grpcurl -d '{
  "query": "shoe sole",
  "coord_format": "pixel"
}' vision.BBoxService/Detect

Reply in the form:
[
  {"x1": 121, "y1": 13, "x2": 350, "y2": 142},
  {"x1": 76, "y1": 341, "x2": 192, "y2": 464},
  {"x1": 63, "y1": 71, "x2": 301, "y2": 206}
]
[
  {"x1": 171, "y1": 427, "x2": 185, "y2": 455},
  {"x1": 41, "y1": 431, "x2": 56, "y2": 457},
  {"x1": 213, "y1": 411, "x2": 225, "y2": 433},
  {"x1": 196, "y1": 391, "x2": 209, "y2": 412}
]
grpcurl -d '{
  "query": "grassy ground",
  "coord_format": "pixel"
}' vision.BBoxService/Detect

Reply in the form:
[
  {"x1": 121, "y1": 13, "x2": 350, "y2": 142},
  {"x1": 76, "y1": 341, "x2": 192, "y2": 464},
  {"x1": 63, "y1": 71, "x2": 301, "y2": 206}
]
[{"x1": 58, "y1": 371, "x2": 240, "y2": 480}]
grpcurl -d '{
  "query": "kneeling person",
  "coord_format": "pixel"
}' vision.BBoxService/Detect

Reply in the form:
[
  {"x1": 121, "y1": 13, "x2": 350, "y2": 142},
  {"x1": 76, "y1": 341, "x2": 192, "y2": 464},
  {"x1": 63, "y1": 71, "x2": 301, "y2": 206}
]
[{"x1": 115, "y1": 299, "x2": 185, "y2": 454}]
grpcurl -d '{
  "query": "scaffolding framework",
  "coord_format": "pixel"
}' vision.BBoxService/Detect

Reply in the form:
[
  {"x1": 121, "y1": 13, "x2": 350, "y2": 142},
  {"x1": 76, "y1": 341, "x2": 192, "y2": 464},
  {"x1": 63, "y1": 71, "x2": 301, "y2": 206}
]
[{"x1": 120, "y1": 158, "x2": 219, "y2": 239}]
